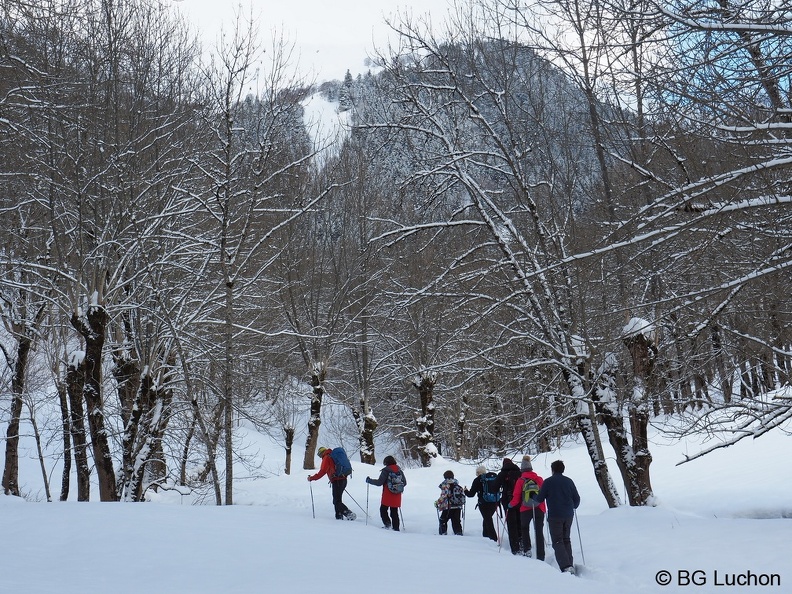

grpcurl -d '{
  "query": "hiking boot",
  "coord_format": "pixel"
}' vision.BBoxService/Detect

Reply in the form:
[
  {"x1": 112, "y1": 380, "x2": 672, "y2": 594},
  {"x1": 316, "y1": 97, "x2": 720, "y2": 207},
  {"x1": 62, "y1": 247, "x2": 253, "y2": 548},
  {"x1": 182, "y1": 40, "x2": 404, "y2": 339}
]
[
  {"x1": 562, "y1": 566, "x2": 576, "y2": 575},
  {"x1": 344, "y1": 511, "x2": 356, "y2": 521},
  {"x1": 523, "y1": 549, "x2": 532, "y2": 558}
]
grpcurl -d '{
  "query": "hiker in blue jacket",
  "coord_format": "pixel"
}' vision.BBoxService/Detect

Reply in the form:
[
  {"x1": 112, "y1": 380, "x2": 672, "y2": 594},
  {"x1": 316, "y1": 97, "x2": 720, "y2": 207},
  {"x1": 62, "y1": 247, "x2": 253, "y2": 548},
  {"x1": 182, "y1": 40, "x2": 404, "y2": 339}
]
[
  {"x1": 464, "y1": 465, "x2": 498, "y2": 541},
  {"x1": 532, "y1": 460, "x2": 580, "y2": 574}
]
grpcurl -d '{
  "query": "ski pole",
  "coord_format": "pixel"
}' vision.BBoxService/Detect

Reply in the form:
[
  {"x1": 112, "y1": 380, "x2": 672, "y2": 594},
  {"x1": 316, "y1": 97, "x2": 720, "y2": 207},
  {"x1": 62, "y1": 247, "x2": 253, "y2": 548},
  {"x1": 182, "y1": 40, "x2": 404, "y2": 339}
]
[
  {"x1": 309, "y1": 481, "x2": 315, "y2": 519},
  {"x1": 574, "y1": 509, "x2": 586, "y2": 565},
  {"x1": 366, "y1": 483, "x2": 370, "y2": 526},
  {"x1": 399, "y1": 507, "x2": 406, "y2": 532},
  {"x1": 344, "y1": 488, "x2": 370, "y2": 519}
]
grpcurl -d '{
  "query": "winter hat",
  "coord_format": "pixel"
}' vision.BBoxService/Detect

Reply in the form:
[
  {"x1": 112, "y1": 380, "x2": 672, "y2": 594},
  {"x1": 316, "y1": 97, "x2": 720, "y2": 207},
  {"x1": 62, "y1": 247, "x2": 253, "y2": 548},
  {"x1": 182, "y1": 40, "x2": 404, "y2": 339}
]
[
  {"x1": 317, "y1": 446, "x2": 329, "y2": 457},
  {"x1": 476, "y1": 465, "x2": 486, "y2": 476},
  {"x1": 443, "y1": 470, "x2": 455, "y2": 480},
  {"x1": 521, "y1": 455, "x2": 533, "y2": 472},
  {"x1": 502, "y1": 458, "x2": 512, "y2": 467},
  {"x1": 383, "y1": 455, "x2": 397, "y2": 466}
]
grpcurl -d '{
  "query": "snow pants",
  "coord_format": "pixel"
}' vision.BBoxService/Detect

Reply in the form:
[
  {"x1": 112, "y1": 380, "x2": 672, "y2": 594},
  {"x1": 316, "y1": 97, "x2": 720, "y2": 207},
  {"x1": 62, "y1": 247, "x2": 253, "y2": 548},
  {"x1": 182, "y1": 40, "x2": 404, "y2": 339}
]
[
  {"x1": 548, "y1": 516, "x2": 574, "y2": 570},
  {"x1": 380, "y1": 504, "x2": 400, "y2": 531},
  {"x1": 439, "y1": 508, "x2": 463, "y2": 535},
  {"x1": 520, "y1": 507, "x2": 545, "y2": 560},
  {"x1": 503, "y1": 503, "x2": 522, "y2": 554},
  {"x1": 331, "y1": 479, "x2": 351, "y2": 519},
  {"x1": 477, "y1": 501, "x2": 498, "y2": 541}
]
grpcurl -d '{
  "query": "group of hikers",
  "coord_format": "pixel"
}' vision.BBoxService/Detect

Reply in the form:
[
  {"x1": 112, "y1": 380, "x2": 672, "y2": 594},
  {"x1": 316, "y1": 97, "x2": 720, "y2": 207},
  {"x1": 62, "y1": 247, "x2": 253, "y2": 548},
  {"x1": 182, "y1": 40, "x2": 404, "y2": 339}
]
[{"x1": 308, "y1": 447, "x2": 581, "y2": 575}]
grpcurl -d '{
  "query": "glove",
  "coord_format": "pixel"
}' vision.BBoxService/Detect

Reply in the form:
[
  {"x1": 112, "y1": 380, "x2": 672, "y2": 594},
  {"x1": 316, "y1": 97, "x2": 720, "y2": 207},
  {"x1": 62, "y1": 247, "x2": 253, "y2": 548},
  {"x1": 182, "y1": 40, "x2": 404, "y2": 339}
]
[
  {"x1": 434, "y1": 500, "x2": 439, "y2": 509},
  {"x1": 365, "y1": 477, "x2": 371, "y2": 484},
  {"x1": 307, "y1": 476, "x2": 313, "y2": 482}
]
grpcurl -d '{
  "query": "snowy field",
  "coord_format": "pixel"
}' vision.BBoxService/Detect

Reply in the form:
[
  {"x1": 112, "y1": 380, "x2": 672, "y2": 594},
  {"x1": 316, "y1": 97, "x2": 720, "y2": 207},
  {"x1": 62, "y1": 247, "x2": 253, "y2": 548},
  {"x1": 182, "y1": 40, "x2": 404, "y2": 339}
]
[{"x1": 2, "y1": 420, "x2": 790, "y2": 594}]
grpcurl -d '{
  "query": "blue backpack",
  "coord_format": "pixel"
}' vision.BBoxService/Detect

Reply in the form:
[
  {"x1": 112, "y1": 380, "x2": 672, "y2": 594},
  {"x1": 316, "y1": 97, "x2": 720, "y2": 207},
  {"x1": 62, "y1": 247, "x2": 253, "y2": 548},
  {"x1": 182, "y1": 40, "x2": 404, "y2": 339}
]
[
  {"x1": 480, "y1": 472, "x2": 499, "y2": 503},
  {"x1": 330, "y1": 447, "x2": 352, "y2": 478}
]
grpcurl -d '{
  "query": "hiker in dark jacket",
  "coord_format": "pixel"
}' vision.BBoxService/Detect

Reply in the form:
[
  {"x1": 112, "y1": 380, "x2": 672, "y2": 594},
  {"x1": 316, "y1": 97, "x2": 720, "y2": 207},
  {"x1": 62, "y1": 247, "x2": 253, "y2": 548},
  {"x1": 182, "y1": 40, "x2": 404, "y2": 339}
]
[
  {"x1": 435, "y1": 470, "x2": 464, "y2": 535},
  {"x1": 464, "y1": 465, "x2": 498, "y2": 541},
  {"x1": 494, "y1": 457, "x2": 522, "y2": 554},
  {"x1": 308, "y1": 446, "x2": 355, "y2": 521},
  {"x1": 366, "y1": 455, "x2": 406, "y2": 531},
  {"x1": 509, "y1": 455, "x2": 546, "y2": 560},
  {"x1": 532, "y1": 459, "x2": 580, "y2": 574}
]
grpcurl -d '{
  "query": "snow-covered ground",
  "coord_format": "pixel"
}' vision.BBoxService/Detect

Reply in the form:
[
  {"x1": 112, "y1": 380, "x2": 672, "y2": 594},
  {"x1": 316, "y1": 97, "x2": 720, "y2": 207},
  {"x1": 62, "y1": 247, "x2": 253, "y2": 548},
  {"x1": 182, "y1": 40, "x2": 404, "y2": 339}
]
[{"x1": 2, "y1": 419, "x2": 789, "y2": 593}]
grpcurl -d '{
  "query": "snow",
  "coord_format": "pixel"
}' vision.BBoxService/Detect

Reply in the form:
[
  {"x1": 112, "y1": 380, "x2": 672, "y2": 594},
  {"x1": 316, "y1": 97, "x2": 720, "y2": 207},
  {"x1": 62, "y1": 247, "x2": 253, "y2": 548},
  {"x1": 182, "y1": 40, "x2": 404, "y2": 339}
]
[{"x1": 2, "y1": 420, "x2": 789, "y2": 593}]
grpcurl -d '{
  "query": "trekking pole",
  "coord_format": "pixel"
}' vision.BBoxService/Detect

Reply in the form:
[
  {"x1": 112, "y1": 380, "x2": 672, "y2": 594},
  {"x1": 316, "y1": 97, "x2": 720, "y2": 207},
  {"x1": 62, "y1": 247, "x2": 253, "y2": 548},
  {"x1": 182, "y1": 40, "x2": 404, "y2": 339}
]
[
  {"x1": 399, "y1": 507, "x2": 406, "y2": 532},
  {"x1": 366, "y1": 483, "x2": 370, "y2": 526},
  {"x1": 574, "y1": 509, "x2": 586, "y2": 565},
  {"x1": 344, "y1": 488, "x2": 370, "y2": 519},
  {"x1": 496, "y1": 507, "x2": 504, "y2": 552},
  {"x1": 309, "y1": 481, "x2": 315, "y2": 519},
  {"x1": 462, "y1": 501, "x2": 466, "y2": 533}
]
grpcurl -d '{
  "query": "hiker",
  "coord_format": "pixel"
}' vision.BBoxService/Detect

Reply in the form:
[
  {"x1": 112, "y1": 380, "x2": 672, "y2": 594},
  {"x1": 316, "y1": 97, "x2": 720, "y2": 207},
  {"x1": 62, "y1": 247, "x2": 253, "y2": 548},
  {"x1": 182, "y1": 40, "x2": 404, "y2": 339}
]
[
  {"x1": 494, "y1": 457, "x2": 522, "y2": 554},
  {"x1": 307, "y1": 446, "x2": 356, "y2": 520},
  {"x1": 435, "y1": 470, "x2": 464, "y2": 535},
  {"x1": 509, "y1": 455, "x2": 546, "y2": 560},
  {"x1": 531, "y1": 459, "x2": 580, "y2": 574},
  {"x1": 463, "y1": 465, "x2": 499, "y2": 541},
  {"x1": 365, "y1": 455, "x2": 406, "y2": 531}
]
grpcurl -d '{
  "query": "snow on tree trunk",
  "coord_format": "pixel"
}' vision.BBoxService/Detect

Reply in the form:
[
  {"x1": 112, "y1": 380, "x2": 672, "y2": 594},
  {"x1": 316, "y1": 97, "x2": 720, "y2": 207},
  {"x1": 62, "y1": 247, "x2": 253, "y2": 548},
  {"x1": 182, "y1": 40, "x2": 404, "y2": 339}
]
[
  {"x1": 284, "y1": 426, "x2": 294, "y2": 475},
  {"x1": 353, "y1": 394, "x2": 378, "y2": 465},
  {"x1": 303, "y1": 362, "x2": 326, "y2": 470},
  {"x1": 413, "y1": 370, "x2": 437, "y2": 467},
  {"x1": 623, "y1": 319, "x2": 656, "y2": 506},
  {"x1": 71, "y1": 304, "x2": 118, "y2": 501},
  {"x1": 67, "y1": 353, "x2": 90, "y2": 501}
]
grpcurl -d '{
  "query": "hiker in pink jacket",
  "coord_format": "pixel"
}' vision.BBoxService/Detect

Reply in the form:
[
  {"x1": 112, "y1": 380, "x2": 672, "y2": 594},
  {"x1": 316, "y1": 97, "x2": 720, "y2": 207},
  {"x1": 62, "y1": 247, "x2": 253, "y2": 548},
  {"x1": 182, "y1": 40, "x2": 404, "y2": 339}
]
[{"x1": 508, "y1": 455, "x2": 546, "y2": 559}]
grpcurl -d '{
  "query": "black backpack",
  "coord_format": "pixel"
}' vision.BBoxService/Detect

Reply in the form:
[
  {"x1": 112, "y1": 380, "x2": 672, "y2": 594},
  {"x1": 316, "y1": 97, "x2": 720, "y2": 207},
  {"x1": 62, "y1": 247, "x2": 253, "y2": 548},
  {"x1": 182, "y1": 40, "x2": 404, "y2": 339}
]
[{"x1": 480, "y1": 472, "x2": 499, "y2": 503}]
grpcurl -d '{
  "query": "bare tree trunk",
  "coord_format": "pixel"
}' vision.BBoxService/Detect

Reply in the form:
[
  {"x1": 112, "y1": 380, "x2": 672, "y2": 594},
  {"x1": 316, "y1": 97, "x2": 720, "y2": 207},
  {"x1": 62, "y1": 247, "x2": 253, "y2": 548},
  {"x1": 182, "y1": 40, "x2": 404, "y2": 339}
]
[
  {"x1": 2, "y1": 335, "x2": 32, "y2": 497},
  {"x1": 414, "y1": 370, "x2": 437, "y2": 467},
  {"x1": 56, "y1": 379, "x2": 72, "y2": 501},
  {"x1": 284, "y1": 426, "x2": 294, "y2": 475},
  {"x1": 302, "y1": 363, "x2": 326, "y2": 470},
  {"x1": 353, "y1": 395, "x2": 378, "y2": 465},
  {"x1": 623, "y1": 330, "x2": 656, "y2": 506},
  {"x1": 67, "y1": 357, "x2": 90, "y2": 501},
  {"x1": 26, "y1": 399, "x2": 52, "y2": 502},
  {"x1": 71, "y1": 306, "x2": 118, "y2": 501}
]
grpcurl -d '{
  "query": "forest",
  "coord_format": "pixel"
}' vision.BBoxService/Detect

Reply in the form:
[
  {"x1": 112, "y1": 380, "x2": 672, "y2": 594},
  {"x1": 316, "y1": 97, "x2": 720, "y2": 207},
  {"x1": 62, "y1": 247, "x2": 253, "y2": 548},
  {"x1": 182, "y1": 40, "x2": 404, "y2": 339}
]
[{"x1": 1, "y1": 0, "x2": 790, "y2": 507}]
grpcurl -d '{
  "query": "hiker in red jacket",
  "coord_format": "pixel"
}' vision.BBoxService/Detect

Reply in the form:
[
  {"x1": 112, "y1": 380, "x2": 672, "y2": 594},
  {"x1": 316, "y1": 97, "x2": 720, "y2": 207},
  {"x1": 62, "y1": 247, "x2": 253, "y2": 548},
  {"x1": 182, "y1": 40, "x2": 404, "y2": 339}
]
[
  {"x1": 509, "y1": 455, "x2": 546, "y2": 560},
  {"x1": 308, "y1": 446, "x2": 355, "y2": 520},
  {"x1": 365, "y1": 455, "x2": 406, "y2": 531}
]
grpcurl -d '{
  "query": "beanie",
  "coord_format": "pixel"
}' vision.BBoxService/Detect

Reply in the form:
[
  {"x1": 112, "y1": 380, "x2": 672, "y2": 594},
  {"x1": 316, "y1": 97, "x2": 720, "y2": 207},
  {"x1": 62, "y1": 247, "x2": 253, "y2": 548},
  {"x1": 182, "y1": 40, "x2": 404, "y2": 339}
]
[
  {"x1": 502, "y1": 458, "x2": 512, "y2": 467},
  {"x1": 317, "y1": 446, "x2": 329, "y2": 457},
  {"x1": 521, "y1": 455, "x2": 533, "y2": 472},
  {"x1": 476, "y1": 465, "x2": 486, "y2": 476}
]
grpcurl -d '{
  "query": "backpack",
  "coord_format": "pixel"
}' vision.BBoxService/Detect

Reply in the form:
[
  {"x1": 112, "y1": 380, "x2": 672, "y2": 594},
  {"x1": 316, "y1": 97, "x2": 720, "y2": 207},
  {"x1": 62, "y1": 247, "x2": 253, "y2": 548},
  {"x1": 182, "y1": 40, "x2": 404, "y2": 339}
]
[
  {"x1": 330, "y1": 447, "x2": 352, "y2": 478},
  {"x1": 386, "y1": 469, "x2": 405, "y2": 494},
  {"x1": 480, "y1": 472, "x2": 499, "y2": 503},
  {"x1": 521, "y1": 477, "x2": 540, "y2": 507},
  {"x1": 448, "y1": 481, "x2": 466, "y2": 507}
]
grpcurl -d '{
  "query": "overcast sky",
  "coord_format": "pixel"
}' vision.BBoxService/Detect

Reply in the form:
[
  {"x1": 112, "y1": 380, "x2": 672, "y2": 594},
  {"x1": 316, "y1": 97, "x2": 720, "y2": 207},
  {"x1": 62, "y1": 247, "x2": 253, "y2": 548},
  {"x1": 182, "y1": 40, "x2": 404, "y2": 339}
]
[{"x1": 169, "y1": 0, "x2": 454, "y2": 82}]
